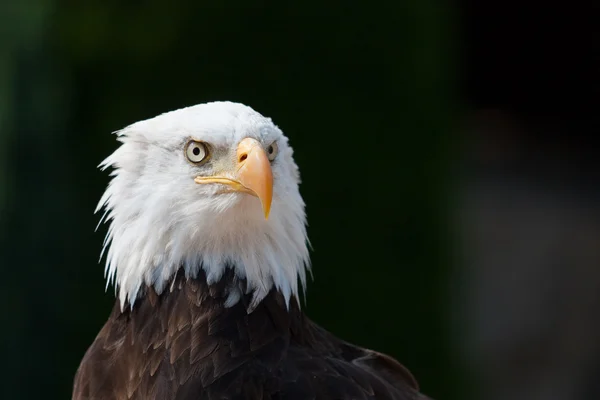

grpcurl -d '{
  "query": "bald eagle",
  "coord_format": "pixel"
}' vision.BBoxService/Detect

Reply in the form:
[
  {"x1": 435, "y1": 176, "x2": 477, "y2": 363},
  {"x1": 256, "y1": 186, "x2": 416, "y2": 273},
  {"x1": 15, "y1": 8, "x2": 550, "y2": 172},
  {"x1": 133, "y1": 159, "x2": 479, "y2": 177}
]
[{"x1": 73, "y1": 102, "x2": 429, "y2": 400}]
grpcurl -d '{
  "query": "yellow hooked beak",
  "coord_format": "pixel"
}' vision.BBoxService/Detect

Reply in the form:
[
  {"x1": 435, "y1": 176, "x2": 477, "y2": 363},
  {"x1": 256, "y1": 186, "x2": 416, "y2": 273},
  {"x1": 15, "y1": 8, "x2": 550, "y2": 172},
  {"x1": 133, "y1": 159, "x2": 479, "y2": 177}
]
[{"x1": 194, "y1": 138, "x2": 273, "y2": 219}]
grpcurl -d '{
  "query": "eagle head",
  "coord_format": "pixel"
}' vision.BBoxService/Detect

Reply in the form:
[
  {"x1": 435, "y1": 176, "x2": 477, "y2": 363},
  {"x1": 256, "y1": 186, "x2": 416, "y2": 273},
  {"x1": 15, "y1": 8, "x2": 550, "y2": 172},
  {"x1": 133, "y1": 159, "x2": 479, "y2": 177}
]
[{"x1": 96, "y1": 102, "x2": 310, "y2": 311}]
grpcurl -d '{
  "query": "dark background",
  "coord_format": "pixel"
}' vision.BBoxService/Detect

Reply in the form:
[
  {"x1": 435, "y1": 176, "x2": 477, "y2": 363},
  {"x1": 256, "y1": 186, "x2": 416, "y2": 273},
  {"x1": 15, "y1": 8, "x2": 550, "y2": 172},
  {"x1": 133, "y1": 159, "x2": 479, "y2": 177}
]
[{"x1": 1, "y1": 1, "x2": 598, "y2": 399}]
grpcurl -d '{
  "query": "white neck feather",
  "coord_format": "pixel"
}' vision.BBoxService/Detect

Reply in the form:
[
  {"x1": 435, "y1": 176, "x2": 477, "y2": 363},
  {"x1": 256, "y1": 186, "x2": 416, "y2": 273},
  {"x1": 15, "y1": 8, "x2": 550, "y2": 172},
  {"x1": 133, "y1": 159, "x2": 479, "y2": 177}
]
[{"x1": 98, "y1": 186, "x2": 310, "y2": 311}]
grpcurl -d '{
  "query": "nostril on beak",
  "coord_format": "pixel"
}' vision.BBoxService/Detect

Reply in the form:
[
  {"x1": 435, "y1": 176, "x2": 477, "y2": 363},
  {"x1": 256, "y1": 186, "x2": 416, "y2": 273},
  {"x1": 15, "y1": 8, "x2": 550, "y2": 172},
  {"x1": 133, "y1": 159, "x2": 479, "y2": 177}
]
[{"x1": 239, "y1": 153, "x2": 248, "y2": 163}]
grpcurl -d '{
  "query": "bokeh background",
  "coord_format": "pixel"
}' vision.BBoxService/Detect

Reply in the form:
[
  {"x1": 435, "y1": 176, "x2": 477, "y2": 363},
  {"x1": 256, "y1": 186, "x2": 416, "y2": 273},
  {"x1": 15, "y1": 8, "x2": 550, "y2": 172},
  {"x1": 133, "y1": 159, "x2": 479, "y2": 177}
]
[{"x1": 1, "y1": 1, "x2": 597, "y2": 399}]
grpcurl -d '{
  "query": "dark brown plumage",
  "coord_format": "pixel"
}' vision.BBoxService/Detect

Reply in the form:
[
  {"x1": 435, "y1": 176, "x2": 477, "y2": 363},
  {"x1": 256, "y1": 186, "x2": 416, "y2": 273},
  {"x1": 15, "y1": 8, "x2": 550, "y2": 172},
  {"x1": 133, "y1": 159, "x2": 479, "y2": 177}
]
[{"x1": 73, "y1": 268, "x2": 427, "y2": 400}]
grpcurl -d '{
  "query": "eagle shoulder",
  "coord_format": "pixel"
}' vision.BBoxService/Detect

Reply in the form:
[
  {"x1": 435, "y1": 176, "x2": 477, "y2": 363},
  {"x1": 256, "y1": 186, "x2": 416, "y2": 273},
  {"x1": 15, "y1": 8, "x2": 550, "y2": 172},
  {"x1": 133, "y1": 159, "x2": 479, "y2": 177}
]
[{"x1": 280, "y1": 318, "x2": 425, "y2": 400}]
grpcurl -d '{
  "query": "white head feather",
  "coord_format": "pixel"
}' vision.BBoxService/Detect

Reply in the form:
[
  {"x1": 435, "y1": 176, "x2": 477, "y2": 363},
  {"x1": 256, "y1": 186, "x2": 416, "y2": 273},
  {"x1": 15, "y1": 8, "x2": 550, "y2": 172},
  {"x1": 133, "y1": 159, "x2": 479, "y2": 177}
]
[{"x1": 96, "y1": 101, "x2": 310, "y2": 311}]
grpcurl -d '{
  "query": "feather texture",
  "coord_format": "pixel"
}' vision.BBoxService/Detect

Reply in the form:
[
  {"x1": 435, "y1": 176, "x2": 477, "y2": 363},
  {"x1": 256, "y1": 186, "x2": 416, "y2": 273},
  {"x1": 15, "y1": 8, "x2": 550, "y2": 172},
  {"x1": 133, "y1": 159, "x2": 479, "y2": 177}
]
[{"x1": 73, "y1": 269, "x2": 428, "y2": 400}]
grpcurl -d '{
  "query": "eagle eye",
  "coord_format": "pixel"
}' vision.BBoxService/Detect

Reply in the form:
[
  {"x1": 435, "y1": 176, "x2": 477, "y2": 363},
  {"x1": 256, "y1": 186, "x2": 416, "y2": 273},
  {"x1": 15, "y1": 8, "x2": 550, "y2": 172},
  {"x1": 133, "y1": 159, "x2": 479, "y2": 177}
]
[
  {"x1": 266, "y1": 142, "x2": 278, "y2": 161},
  {"x1": 185, "y1": 141, "x2": 210, "y2": 164}
]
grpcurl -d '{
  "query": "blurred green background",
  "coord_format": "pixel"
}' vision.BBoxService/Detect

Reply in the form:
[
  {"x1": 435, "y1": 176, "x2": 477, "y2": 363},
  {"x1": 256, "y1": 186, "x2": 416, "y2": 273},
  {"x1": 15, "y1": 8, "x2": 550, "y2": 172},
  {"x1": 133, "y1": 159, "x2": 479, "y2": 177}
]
[{"x1": 2, "y1": 1, "x2": 597, "y2": 400}]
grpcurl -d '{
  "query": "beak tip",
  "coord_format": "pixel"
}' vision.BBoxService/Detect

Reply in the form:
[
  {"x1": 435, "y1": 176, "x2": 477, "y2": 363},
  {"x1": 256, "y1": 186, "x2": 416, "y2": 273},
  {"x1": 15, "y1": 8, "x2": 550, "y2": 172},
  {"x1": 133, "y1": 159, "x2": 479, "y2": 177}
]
[{"x1": 263, "y1": 206, "x2": 271, "y2": 220}]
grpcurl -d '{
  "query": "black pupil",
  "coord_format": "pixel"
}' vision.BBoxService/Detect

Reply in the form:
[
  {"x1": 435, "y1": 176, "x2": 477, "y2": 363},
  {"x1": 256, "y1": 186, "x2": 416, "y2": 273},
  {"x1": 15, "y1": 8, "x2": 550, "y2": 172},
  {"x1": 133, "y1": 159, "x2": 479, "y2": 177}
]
[
  {"x1": 268, "y1": 146, "x2": 273, "y2": 154},
  {"x1": 192, "y1": 147, "x2": 201, "y2": 156}
]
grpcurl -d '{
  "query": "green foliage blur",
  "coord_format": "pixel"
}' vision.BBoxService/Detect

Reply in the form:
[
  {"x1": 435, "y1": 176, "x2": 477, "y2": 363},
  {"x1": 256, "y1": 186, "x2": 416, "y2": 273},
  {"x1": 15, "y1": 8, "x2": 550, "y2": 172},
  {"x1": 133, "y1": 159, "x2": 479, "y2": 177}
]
[{"x1": 0, "y1": 1, "x2": 460, "y2": 399}]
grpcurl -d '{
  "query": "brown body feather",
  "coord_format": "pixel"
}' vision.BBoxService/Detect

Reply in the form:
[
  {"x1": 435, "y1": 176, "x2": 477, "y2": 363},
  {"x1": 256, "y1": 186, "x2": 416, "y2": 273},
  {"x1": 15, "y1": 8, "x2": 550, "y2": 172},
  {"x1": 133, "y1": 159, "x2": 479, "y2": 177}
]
[{"x1": 73, "y1": 269, "x2": 427, "y2": 400}]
